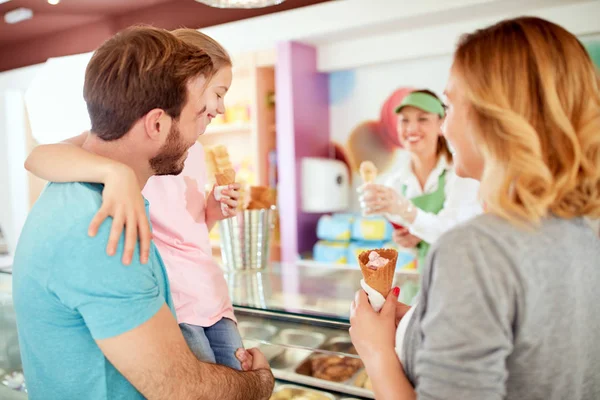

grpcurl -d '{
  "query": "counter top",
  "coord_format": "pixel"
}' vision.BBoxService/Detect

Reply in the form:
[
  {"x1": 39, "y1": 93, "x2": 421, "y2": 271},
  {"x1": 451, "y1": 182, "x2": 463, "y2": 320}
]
[
  {"x1": 1, "y1": 261, "x2": 419, "y2": 322},
  {"x1": 228, "y1": 262, "x2": 418, "y2": 323}
]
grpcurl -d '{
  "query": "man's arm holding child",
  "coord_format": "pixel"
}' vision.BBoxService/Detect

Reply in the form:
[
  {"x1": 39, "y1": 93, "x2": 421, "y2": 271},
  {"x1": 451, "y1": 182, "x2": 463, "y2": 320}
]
[{"x1": 98, "y1": 305, "x2": 273, "y2": 400}]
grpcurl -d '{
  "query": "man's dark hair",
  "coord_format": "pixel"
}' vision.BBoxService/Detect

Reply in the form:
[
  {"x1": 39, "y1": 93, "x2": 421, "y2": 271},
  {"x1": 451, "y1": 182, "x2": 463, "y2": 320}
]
[{"x1": 83, "y1": 25, "x2": 213, "y2": 141}]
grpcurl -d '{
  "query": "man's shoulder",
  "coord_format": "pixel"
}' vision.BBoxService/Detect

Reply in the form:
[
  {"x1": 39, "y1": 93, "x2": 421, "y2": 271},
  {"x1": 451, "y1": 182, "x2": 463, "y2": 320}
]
[
  {"x1": 33, "y1": 182, "x2": 103, "y2": 221},
  {"x1": 13, "y1": 183, "x2": 107, "y2": 295},
  {"x1": 42, "y1": 181, "x2": 103, "y2": 204},
  {"x1": 20, "y1": 182, "x2": 104, "y2": 251}
]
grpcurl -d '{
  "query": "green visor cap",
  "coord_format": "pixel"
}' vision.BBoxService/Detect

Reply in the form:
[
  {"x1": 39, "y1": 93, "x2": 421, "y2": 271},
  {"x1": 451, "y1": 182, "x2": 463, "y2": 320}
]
[{"x1": 395, "y1": 92, "x2": 445, "y2": 118}]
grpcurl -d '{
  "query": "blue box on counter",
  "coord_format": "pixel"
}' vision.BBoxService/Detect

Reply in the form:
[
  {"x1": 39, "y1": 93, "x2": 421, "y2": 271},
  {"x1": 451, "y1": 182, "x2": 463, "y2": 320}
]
[
  {"x1": 313, "y1": 240, "x2": 349, "y2": 264},
  {"x1": 316, "y1": 214, "x2": 355, "y2": 241},
  {"x1": 351, "y1": 216, "x2": 393, "y2": 242},
  {"x1": 396, "y1": 250, "x2": 417, "y2": 271}
]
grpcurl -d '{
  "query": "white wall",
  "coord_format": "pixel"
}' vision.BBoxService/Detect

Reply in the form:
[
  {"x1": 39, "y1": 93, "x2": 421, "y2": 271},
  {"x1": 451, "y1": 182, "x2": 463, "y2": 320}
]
[
  {"x1": 0, "y1": 91, "x2": 30, "y2": 255},
  {"x1": 0, "y1": 64, "x2": 42, "y2": 92},
  {"x1": 200, "y1": 0, "x2": 599, "y2": 72},
  {"x1": 317, "y1": 0, "x2": 600, "y2": 71},
  {"x1": 202, "y1": 0, "x2": 512, "y2": 56},
  {"x1": 25, "y1": 53, "x2": 93, "y2": 145},
  {"x1": 0, "y1": 65, "x2": 44, "y2": 256},
  {"x1": 329, "y1": 55, "x2": 452, "y2": 145}
]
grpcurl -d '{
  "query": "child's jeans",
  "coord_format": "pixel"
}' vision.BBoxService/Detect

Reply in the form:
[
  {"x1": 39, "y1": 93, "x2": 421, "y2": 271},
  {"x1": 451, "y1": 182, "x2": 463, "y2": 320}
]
[{"x1": 180, "y1": 318, "x2": 244, "y2": 370}]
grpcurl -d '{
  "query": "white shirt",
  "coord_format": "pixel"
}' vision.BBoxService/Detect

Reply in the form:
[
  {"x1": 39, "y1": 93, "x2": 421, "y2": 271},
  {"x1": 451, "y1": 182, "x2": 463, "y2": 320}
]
[
  {"x1": 385, "y1": 155, "x2": 483, "y2": 244},
  {"x1": 395, "y1": 303, "x2": 416, "y2": 365},
  {"x1": 586, "y1": 218, "x2": 600, "y2": 236}
]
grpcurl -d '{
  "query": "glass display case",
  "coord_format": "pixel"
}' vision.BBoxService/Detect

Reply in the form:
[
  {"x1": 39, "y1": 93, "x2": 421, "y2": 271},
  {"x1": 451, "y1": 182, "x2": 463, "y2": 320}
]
[
  {"x1": 0, "y1": 264, "x2": 420, "y2": 399},
  {"x1": 0, "y1": 272, "x2": 27, "y2": 400},
  {"x1": 229, "y1": 263, "x2": 419, "y2": 399}
]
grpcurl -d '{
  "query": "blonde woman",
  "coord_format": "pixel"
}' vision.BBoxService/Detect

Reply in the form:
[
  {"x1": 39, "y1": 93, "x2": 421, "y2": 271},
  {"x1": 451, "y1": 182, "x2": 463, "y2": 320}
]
[{"x1": 349, "y1": 17, "x2": 600, "y2": 400}]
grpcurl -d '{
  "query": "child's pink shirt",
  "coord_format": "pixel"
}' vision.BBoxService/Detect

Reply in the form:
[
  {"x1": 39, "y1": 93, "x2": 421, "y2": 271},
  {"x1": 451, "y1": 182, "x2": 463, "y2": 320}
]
[{"x1": 142, "y1": 143, "x2": 234, "y2": 327}]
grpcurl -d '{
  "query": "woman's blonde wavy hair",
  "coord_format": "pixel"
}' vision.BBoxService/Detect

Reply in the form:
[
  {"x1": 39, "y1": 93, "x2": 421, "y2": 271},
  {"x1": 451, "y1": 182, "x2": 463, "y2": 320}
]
[{"x1": 453, "y1": 16, "x2": 600, "y2": 225}]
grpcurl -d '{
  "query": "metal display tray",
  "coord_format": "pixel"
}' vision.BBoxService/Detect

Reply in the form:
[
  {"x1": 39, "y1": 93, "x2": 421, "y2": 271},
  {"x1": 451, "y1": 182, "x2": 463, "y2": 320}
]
[{"x1": 239, "y1": 316, "x2": 375, "y2": 399}]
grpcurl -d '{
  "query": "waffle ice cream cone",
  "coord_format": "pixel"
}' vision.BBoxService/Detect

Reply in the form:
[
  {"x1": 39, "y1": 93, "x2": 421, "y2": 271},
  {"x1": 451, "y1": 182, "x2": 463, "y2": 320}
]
[
  {"x1": 215, "y1": 155, "x2": 233, "y2": 171},
  {"x1": 359, "y1": 161, "x2": 378, "y2": 183},
  {"x1": 212, "y1": 145, "x2": 229, "y2": 158},
  {"x1": 206, "y1": 145, "x2": 234, "y2": 181},
  {"x1": 358, "y1": 249, "x2": 398, "y2": 297},
  {"x1": 215, "y1": 168, "x2": 236, "y2": 186},
  {"x1": 205, "y1": 148, "x2": 217, "y2": 176}
]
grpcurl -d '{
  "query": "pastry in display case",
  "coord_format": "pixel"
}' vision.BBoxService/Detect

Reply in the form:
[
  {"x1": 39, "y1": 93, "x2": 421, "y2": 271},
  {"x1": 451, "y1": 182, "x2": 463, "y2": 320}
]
[
  {"x1": 295, "y1": 338, "x2": 363, "y2": 383},
  {"x1": 352, "y1": 370, "x2": 372, "y2": 391},
  {"x1": 236, "y1": 312, "x2": 376, "y2": 399},
  {"x1": 270, "y1": 384, "x2": 335, "y2": 400}
]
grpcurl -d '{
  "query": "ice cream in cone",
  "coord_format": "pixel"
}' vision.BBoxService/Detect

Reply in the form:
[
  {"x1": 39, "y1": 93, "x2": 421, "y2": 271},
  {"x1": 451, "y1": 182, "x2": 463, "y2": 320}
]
[
  {"x1": 215, "y1": 168, "x2": 236, "y2": 186},
  {"x1": 359, "y1": 161, "x2": 378, "y2": 183},
  {"x1": 358, "y1": 249, "x2": 398, "y2": 297},
  {"x1": 212, "y1": 144, "x2": 229, "y2": 158}
]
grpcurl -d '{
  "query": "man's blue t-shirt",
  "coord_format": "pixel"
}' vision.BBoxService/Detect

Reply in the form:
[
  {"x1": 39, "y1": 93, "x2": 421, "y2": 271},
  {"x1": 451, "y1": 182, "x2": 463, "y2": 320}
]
[{"x1": 12, "y1": 182, "x2": 174, "y2": 399}]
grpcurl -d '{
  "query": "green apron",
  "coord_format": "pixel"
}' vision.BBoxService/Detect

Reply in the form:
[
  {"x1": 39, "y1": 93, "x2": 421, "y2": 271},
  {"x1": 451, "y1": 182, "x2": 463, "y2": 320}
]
[{"x1": 398, "y1": 170, "x2": 447, "y2": 305}]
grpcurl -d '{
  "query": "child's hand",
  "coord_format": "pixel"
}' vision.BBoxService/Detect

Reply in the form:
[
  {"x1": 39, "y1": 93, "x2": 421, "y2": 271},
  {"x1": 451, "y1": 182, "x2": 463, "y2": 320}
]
[
  {"x1": 235, "y1": 348, "x2": 253, "y2": 371},
  {"x1": 247, "y1": 348, "x2": 271, "y2": 371},
  {"x1": 88, "y1": 163, "x2": 151, "y2": 265},
  {"x1": 206, "y1": 183, "x2": 241, "y2": 224},
  {"x1": 236, "y1": 347, "x2": 271, "y2": 372}
]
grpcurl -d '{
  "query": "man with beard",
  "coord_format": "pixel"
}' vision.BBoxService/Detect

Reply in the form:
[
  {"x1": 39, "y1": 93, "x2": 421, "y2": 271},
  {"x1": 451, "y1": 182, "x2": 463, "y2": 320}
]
[{"x1": 12, "y1": 26, "x2": 274, "y2": 400}]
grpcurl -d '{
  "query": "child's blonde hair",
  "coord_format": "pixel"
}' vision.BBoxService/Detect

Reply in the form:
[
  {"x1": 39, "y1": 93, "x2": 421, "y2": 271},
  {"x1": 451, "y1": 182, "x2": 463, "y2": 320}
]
[{"x1": 172, "y1": 28, "x2": 232, "y2": 75}]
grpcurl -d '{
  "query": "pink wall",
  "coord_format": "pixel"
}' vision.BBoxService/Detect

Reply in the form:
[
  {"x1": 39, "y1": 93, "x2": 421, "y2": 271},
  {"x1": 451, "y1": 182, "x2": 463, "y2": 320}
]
[{"x1": 276, "y1": 41, "x2": 330, "y2": 262}]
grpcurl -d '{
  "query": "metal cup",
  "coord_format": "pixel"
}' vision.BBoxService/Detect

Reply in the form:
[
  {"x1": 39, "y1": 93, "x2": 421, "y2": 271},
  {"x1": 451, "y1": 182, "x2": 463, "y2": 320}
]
[{"x1": 218, "y1": 206, "x2": 276, "y2": 270}]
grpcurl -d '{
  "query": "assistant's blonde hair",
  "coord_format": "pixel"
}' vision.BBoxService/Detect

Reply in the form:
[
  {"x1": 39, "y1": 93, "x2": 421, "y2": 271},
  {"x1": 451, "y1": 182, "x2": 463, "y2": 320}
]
[{"x1": 453, "y1": 17, "x2": 600, "y2": 224}]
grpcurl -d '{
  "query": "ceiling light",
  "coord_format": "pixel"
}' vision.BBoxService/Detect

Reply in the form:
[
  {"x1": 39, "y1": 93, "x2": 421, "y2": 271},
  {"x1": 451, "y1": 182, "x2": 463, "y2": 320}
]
[
  {"x1": 195, "y1": 0, "x2": 286, "y2": 9},
  {"x1": 4, "y1": 7, "x2": 33, "y2": 24},
  {"x1": 48, "y1": 0, "x2": 60, "y2": 5}
]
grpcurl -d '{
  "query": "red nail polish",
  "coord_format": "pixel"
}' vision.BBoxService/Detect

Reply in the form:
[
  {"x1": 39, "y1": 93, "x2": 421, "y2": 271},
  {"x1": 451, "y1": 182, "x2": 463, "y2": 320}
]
[{"x1": 392, "y1": 287, "x2": 400, "y2": 297}]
